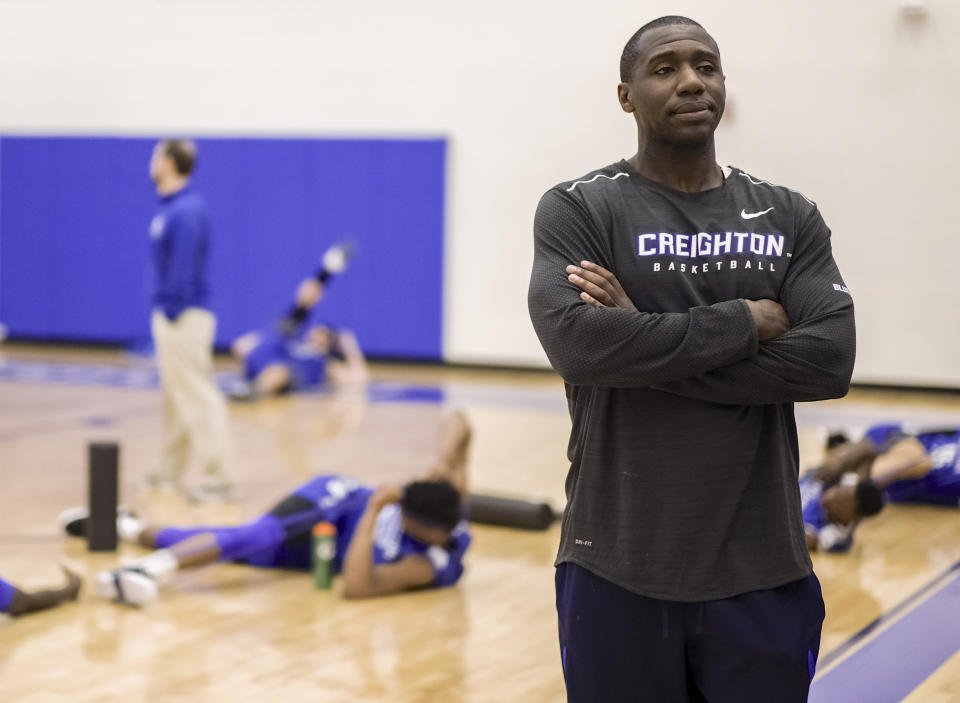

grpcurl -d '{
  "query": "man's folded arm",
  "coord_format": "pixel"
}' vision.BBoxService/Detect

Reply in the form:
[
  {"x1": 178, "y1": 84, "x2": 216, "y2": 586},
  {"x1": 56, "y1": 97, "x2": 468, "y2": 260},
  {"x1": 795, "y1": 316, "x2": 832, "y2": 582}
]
[
  {"x1": 652, "y1": 208, "x2": 855, "y2": 404},
  {"x1": 528, "y1": 189, "x2": 759, "y2": 388}
]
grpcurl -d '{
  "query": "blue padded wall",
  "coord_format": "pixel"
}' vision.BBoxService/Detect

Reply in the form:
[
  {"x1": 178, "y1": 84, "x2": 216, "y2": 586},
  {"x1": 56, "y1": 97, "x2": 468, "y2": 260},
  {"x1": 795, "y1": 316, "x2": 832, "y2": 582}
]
[{"x1": 0, "y1": 135, "x2": 445, "y2": 360}]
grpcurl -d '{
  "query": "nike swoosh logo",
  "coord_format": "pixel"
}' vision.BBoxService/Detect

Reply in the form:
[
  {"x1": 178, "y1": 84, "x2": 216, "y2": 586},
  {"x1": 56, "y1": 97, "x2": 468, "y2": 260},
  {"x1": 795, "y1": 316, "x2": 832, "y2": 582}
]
[{"x1": 741, "y1": 207, "x2": 774, "y2": 219}]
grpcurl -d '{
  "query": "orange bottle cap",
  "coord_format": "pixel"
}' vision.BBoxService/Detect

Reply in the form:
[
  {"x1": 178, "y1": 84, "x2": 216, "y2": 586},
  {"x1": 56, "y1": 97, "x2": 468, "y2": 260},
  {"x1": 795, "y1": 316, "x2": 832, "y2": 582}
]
[{"x1": 312, "y1": 522, "x2": 336, "y2": 536}]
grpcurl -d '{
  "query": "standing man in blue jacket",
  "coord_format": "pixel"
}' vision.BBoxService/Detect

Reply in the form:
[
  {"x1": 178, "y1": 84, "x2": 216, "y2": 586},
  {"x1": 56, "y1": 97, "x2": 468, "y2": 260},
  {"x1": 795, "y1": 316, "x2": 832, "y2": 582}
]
[{"x1": 148, "y1": 139, "x2": 231, "y2": 501}]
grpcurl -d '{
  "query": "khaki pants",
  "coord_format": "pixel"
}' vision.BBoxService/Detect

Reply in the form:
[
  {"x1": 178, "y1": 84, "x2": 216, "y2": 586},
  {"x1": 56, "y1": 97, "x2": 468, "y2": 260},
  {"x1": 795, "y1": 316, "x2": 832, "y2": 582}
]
[{"x1": 151, "y1": 308, "x2": 230, "y2": 486}]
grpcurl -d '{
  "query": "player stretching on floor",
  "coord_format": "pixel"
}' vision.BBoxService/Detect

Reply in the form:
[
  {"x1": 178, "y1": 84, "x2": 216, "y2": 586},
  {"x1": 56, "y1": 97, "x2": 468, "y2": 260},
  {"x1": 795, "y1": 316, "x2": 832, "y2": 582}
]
[
  {"x1": 816, "y1": 423, "x2": 960, "y2": 509},
  {"x1": 0, "y1": 568, "x2": 81, "y2": 617},
  {"x1": 230, "y1": 241, "x2": 368, "y2": 400},
  {"x1": 63, "y1": 411, "x2": 471, "y2": 606}
]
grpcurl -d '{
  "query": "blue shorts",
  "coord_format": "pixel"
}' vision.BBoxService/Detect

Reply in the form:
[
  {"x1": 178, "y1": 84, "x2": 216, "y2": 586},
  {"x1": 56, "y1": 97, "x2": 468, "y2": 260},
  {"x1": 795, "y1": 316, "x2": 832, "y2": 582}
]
[
  {"x1": 0, "y1": 577, "x2": 15, "y2": 613},
  {"x1": 556, "y1": 563, "x2": 824, "y2": 703},
  {"x1": 864, "y1": 423, "x2": 909, "y2": 451},
  {"x1": 886, "y1": 475, "x2": 960, "y2": 506},
  {"x1": 243, "y1": 331, "x2": 289, "y2": 382},
  {"x1": 864, "y1": 426, "x2": 960, "y2": 506}
]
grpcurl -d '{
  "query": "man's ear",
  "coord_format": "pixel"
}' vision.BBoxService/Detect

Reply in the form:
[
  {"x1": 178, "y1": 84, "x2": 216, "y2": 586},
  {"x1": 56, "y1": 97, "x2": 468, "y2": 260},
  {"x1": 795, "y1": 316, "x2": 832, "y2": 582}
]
[{"x1": 617, "y1": 83, "x2": 635, "y2": 114}]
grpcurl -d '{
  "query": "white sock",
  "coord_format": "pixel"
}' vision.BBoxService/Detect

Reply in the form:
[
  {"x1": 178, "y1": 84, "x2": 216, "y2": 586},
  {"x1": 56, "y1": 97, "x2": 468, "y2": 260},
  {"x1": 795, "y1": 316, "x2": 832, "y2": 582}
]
[
  {"x1": 132, "y1": 549, "x2": 178, "y2": 584},
  {"x1": 117, "y1": 513, "x2": 145, "y2": 542}
]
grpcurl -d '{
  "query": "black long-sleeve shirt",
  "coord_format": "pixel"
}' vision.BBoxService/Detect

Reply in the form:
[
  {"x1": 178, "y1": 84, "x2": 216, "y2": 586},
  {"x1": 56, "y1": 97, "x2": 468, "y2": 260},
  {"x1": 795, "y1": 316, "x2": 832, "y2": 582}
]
[{"x1": 528, "y1": 161, "x2": 856, "y2": 600}]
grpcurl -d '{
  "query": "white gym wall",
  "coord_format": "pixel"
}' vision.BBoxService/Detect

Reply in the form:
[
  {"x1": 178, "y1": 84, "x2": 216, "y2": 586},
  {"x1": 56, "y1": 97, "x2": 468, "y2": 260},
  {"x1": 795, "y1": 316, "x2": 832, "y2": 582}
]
[{"x1": 0, "y1": 0, "x2": 957, "y2": 386}]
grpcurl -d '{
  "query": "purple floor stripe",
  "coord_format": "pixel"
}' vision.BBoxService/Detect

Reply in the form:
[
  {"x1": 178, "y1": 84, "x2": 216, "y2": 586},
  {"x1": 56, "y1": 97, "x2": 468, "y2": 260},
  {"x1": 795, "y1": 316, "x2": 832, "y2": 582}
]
[{"x1": 809, "y1": 568, "x2": 960, "y2": 703}]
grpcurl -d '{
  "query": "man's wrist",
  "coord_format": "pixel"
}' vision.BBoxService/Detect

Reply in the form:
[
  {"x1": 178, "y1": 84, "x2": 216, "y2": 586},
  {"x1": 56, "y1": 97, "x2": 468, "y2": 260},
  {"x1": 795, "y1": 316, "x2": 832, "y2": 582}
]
[{"x1": 368, "y1": 494, "x2": 390, "y2": 511}]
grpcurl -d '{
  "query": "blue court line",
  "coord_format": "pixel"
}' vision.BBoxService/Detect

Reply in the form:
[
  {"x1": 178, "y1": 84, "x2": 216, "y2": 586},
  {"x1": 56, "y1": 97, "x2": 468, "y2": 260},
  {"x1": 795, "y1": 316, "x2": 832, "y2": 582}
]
[
  {"x1": 809, "y1": 561, "x2": 960, "y2": 702},
  {"x1": 0, "y1": 359, "x2": 569, "y2": 411}
]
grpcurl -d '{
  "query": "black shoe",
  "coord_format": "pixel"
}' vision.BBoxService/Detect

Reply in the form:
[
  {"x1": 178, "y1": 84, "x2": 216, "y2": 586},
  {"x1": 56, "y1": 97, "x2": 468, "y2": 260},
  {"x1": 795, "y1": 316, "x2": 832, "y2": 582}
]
[{"x1": 58, "y1": 506, "x2": 139, "y2": 537}]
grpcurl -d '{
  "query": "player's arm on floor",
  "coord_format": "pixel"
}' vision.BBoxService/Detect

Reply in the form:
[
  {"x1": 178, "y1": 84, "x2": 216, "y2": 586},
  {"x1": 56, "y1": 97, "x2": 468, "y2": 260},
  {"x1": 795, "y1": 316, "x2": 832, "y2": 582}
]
[
  {"x1": 650, "y1": 207, "x2": 856, "y2": 404},
  {"x1": 341, "y1": 486, "x2": 435, "y2": 599},
  {"x1": 2, "y1": 567, "x2": 81, "y2": 616},
  {"x1": 527, "y1": 188, "x2": 758, "y2": 388},
  {"x1": 814, "y1": 439, "x2": 880, "y2": 486}
]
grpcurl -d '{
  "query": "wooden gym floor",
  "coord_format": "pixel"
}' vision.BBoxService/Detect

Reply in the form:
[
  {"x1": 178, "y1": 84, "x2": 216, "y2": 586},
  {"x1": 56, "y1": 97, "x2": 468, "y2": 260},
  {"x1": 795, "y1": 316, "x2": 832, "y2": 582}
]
[{"x1": 1, "y1": 344, "x2": 959, "y2": 702}]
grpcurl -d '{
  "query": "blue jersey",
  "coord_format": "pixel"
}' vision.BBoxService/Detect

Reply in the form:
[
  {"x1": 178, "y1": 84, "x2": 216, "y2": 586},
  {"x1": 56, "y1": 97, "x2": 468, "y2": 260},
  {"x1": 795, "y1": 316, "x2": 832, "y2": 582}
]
[
  {"x1": 799, "y1": 473, "x2": 854, "y2": 552},
  {"x1": 289, "y1": 476, "x2": 470, "y2": 587},
  {"x1": 0, "y1": 576, "x2": 15, "y2": 613},
  {"x1": 243, "y1": 329, "x2": 327, "y2": 390},
  {"x1": 149, "y1": 185, "x2": 211, "y2": 320},
  {"x1": 865, "y1": 424, "x2": 960, "y2": 506}
]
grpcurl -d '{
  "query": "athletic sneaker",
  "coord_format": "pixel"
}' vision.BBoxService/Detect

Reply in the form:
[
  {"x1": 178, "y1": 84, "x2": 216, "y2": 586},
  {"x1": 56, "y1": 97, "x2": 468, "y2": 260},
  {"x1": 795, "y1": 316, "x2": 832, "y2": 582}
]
[
  {"x1": 96, "y1": 568, "x2": 158, "y2": 607},
  {"x1": 58, "y1": 506, "x2": 141, "y2": 539},
  {"x1": 322, "y1": 240, "x2": 355, "y2": 275}
]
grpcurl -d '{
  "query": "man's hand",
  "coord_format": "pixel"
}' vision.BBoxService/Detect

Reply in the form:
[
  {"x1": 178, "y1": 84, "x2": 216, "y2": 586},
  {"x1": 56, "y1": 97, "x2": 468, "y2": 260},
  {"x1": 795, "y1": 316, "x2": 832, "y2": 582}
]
[
  {"x1": 567, "y1": 262, "x2": 790, "y2": 343},
  {"x1": 371, "y1": 484, "x2": 404, "y2": 508},
  {"x1": 566, "y1": 261, "x2": 637, "y2": 312},
  {"x1": 61, "y1": 565, "x2": 82, "y2": 601},
  {"x1": 743, "y1": 299, "x2": 791, "y2": 341}
]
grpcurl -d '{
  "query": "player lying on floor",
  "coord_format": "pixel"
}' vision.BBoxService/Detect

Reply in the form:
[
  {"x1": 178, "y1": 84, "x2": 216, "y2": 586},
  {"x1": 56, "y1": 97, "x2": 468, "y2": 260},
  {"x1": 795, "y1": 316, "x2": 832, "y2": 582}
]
[
  {"x1": 230, "y1": 241, "x2": 368, "y2": 400},
  {"x1": 0, "y1": 567, "x2": 81, "y2": 617},
  {"x1": 816, "y1": 423, "x2": 960, "y2": 508},
  {"x1": 802, "y1": 421, "x2": 960, "y2": 552},
  {"x1": 61, "y1": 411, "x2": 471, "y2": 606}
]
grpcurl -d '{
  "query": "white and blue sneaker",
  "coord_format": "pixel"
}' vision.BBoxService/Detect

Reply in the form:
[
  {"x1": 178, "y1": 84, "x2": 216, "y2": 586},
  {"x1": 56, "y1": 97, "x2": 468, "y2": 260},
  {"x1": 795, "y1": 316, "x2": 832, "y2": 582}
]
[{"x1": 96, "y1": 567, "x2": 159, "y2": 607}]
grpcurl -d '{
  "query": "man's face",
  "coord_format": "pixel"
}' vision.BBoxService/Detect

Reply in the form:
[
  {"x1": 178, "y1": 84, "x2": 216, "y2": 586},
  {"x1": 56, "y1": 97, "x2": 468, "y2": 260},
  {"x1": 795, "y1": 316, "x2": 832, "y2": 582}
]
[
  {"x1": 149, "y1": 142, "x2": 168, "y2": 184},
  {"x1": 822, "y1": 485, "x2": 858, "y2": 526},
  {"x1": 618, "y1": 24, "x2": 726, "y2": 146},
  {"x1": 401, "y1": 515, "x2": 452, "y2": 547},
  {"x1": 305, "y1": 326, "x2": 332, "y2": 354}
]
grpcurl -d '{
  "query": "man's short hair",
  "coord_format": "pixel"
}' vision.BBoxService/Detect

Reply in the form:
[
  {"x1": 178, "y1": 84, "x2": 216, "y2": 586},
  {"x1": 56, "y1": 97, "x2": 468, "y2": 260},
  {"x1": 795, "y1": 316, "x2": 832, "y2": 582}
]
[
  {"x1": 401, "y1": 480, "x2": 461, "y2": 532},
  {"x1": 620, "y1": 16, "x2": 704, "y2": 82},
  {"x1": 161, "y1": 139, "x2": 197, "y2": 176},
  {"x1": 855, "y1": 480, "x2": 885, "y2": 518},
  {"x1": 826, "y1": 431, "x2": 851, "y2": 450}
]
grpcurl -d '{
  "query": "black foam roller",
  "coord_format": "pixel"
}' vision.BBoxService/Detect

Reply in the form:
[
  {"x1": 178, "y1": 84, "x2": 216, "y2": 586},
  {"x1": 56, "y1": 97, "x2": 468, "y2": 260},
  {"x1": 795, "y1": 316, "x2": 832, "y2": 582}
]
[
  {"x1": 467, "y1": 494, "x2": 557, "y2": 531},
  {"x1": 88, "y1": 442, "x2": 118, "y2": 552}
]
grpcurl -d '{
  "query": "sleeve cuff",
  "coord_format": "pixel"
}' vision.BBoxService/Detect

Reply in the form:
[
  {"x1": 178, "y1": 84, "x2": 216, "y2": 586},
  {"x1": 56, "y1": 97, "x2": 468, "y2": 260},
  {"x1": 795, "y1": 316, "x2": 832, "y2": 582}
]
[{"x1": 735, "y1": 298, "x2": 760, "y2": 354}]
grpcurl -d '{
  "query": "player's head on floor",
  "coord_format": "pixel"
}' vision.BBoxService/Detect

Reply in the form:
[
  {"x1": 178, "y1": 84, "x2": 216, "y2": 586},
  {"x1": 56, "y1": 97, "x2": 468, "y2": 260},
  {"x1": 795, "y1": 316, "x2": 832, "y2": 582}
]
[
  {"x1": 305, "y1": 324, "x2": 341, "y2": 355},
  {"x1": 617, "y1": 16, "x2": 725, "y2": 145},
  {"x1": 150, "y1": 138, "x2": 197, "y2": 185},
  {"x1": 400, "y1": 479, "x2": 461, "y2": 545},
  {"x1": 825, "y1": 431, "x2": 851, "y2": 450},
  {"x1": 822, "y1": 480, "x2": 885, "y2": 526}
]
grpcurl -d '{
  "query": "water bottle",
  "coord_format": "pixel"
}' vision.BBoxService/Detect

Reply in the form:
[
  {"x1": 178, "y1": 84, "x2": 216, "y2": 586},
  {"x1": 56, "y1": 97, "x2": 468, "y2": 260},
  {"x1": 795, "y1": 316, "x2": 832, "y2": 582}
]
[{"x1": 311, "y1": 522, "x2": 336, "y2": 590}]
